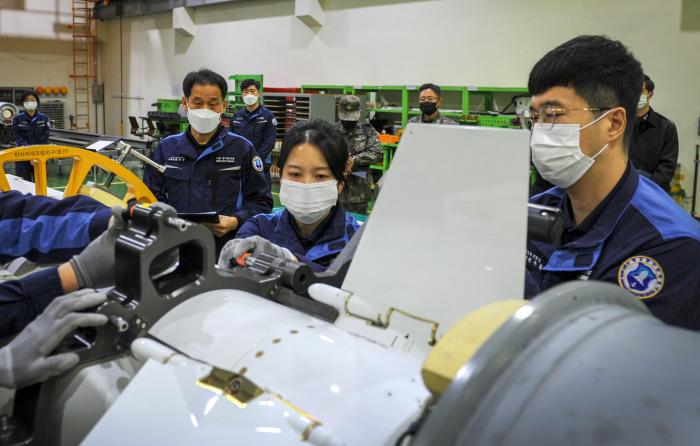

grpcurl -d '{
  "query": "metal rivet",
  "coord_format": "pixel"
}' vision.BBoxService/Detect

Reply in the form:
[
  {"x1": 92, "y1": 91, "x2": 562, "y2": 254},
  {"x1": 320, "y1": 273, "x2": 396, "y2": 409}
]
[
  {"x1": 255, "y1": 351, "x2": 264, "y2": 358},
  {"x1": 239, "y1": 367, "x2": 247, "y2": 374},
  {"x1": 290, "y1": 330, "x2": 298, "y2": 334},
  {"x1": 272, "y1": 338, "x2": 281, "y2": 344}
]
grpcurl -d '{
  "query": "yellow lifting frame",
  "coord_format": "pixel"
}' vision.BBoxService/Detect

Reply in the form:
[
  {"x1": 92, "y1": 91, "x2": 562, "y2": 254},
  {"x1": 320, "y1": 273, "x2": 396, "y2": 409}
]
[{"x1": 0, "y1": 145, "x2": 156, "y2": 207}]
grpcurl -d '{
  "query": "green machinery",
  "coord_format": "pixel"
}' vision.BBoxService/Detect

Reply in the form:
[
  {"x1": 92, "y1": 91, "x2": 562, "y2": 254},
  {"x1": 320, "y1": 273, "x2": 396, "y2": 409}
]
[
  {"x1": 145, "y1": 98, "x2": 187, "y2": 138},
  {"x1": 301, "y1": 84, "x2": 530, "y2": 175}
]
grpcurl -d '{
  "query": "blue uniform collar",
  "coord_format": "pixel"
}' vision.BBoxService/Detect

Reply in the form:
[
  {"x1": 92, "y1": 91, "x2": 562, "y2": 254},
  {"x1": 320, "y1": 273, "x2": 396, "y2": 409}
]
[
  {"x1": 278, "y1": 203, "x2": 347, "y2": 246},
  {"x1": 560, "y1": 162, "x2": 636, "y2": 249},
  {"x1": 244, "y1": 105, "x2": 263, "y2": 119},
  {"x1": 19, "y1": 111, "x2": 40, "y2": 122},
  {"x1": 181, "y1": 125, "x2": 226, "y2": 161},
  {"x1": 538, "y1": 162, "x2": 638, "y2": 272}
]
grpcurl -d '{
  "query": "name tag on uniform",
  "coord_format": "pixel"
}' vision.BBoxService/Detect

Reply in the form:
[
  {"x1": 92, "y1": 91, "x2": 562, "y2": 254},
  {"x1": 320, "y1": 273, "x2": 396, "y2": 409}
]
[
  {"x1": 215, "y1": 156, "x2": 236, "y2": 164},
  {"x1": 167, "y1": 156, "x2": 186, "y2": 162},
  {"x1": 256, "y1": 118, "x2": 267, "y2": 123}
]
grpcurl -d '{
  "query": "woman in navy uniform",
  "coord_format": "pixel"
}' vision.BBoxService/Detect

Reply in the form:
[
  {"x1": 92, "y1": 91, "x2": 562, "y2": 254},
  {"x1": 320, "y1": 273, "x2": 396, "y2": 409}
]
[
  {"x1": 143, "y1": 69, "x2": 272, "y2": 253},
  {"x1": 11, "y1": 91, "x2": 50, "y2": 181},
  {"x1": 218, "y1": 119, "x2": 361, "y2": 272}
]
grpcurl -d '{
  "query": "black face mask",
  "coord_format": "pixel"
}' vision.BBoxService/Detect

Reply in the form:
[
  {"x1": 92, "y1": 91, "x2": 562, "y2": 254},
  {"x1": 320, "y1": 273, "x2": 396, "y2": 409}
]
[
  {"x1": 341, "y1": 120, "x2": 357, "y2": 130},
  {"x1": 419, "y1": 102, "x2": 438, "y2": 116}
]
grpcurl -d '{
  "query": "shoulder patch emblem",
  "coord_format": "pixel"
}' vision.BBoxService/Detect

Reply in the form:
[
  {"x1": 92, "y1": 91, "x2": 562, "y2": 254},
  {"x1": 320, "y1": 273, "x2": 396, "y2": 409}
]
[
  {"x1": 618, "y1": 255, "x2": 664, "y2": 299},
  {"x1": 272, "y1": 118, "x2": 278, "y2": 126},
  {"x1": 252, "y1": 155, "x2": 264, "y2": 172}
]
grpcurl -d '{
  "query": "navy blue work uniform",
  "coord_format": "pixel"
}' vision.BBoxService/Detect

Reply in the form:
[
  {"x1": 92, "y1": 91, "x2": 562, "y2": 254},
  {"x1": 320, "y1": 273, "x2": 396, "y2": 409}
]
[
  {"x1": 0, "y1": 191, "x2": 110, "y2": 264},
  {"x1": 11, "y1": 111, "x2": 50, "y2": 181},
  {"x1": 525, "y1": 163, "x2": 700, "y2": 329},
  {"x1": 236, "y1": 203, "x2": 361, "y2": 271},
  {"x1": 143, "y1": 126, "x2": 273, "y2": 252},
  {"x1": 0, "y1": 191, "x2": 110, "y2": 338},
  {"x1": 229, "y1": 105, "x2": 277, "y2": 187}
]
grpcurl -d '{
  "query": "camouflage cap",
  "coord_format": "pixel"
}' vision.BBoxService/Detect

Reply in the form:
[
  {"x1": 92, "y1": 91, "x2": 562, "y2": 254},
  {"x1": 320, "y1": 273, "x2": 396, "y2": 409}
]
[{"x1": 338, "y1": 95, "x2": 362, "y2": 121}]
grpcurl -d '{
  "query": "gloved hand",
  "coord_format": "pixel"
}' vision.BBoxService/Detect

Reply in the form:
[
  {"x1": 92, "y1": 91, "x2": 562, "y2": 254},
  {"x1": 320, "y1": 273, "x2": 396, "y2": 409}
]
[
  {"x1": 0, "y1": 289, "x2": 108, "y2": 389},
  {"x1": 70, "y1": 202, "x2": 176, "y2": 289},
  {"x1": 218, "y1": 235, "x2": 297, "y2": 270}
]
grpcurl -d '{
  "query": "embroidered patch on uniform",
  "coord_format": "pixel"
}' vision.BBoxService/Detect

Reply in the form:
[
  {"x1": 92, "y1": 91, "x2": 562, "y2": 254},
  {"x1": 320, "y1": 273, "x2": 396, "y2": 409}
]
[
  {"x1": 215, "y1": 156, "x2": 236, "y2": 163},
  {"x1": 252, "y1": 155, "x2": 264, "y2": 172},
  {"x1": 167, "y1": 156, "x2": 186, "y2": 162},
  {"x1": 618, "y1": 256, "x2": 664, "y2": 299},
  {"x1": 272, "y1": 118, "x2": 277, "y2": 126}
]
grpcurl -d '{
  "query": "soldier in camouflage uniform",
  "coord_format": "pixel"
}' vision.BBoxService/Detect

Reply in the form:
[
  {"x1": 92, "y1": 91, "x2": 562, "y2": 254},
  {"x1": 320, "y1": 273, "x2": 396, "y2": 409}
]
[
  {"x1": 336, "y1": 95, "x2": 383, "y2": 215},
  {"x1": 407, "y1": 83, "x2": 458, "y2": 125}
]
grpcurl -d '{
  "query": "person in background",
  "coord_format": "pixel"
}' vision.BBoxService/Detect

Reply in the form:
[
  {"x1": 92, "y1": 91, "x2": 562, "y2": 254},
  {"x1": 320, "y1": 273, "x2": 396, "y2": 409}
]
[
  {"x1": 218, "y1": 119, "x2": 361, "y2": 272},
  {"x1": 229, "y1": 79, "x2": 277, "y2": 188},
  {"x1": 143, "y1": 69, "x2": 272, "y2": 253},
  {"x1": 407, "y1": 83, "x2": 457, "y2": 125},
  {"x1": 336, "y1": 95, "x2": 383, "y2": 215},
  {"x1": 630, "y1": 74, "x2": 679, "y2": 192},
  {"x1": 11, "y1": 91, "x2": 50, "y2": 181}
]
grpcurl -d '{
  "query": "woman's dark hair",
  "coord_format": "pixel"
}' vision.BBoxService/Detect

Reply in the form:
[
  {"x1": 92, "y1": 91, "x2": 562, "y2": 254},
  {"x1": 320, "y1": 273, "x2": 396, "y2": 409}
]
[
  {"x1": 277, "y1": 119, "x2": 349, "y2": 184},
  {"x1": 182, "y1": 68, "x2": 228, "y2": 99},
  {"x1": 20, "y1": 91, "x2": 39, "y2": 106}
]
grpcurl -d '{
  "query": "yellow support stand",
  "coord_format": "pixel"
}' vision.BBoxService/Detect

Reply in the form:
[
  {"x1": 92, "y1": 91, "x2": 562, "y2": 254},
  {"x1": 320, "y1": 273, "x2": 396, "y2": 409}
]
[{"x1": 0, "y1": 145, "x2": 157, "y2": 207}]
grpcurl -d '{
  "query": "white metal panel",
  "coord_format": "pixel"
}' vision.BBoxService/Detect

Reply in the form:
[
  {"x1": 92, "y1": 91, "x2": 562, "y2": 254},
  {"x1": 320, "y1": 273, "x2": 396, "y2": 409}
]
[
  {"x1": 343, "y1": 125, "x2": 531, "y2": 344},
  {"x1": 147, "y1": 290, "x2": 429, "y2": 445}
]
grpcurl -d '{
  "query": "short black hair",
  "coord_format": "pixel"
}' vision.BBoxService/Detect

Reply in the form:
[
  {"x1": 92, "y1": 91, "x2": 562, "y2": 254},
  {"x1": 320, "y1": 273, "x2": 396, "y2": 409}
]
[
  {"x1": 643, "y1": 74, "x2": 655, "y2": 93},
  {"x1": 277, "y1": 119, "x2": 349, "y2": 185},
  {"x1": 182, "y1": 68, "x2": 227, "y2": 99},
  {"x1": 20, "y1": 91, "x2": 39, "y2": 106},
  {"x1": 418, "y1": 83, "x2": 441, "y2": 97},
  {"x1": 528, "y1": 35, "x2": 643, "y2": 149},
  {"x1": 240, "y1": 79, "x2": 261, "y2": 91}
]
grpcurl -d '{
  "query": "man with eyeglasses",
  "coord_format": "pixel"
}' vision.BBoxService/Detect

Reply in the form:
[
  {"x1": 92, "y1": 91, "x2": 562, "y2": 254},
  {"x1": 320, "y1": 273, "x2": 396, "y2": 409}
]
[
  {"x1": 407, "y1": 83, "x2": 457, "y2": 125},
  {"x1": 522, "y1": 35, "x2": 700, "y2": 329}
]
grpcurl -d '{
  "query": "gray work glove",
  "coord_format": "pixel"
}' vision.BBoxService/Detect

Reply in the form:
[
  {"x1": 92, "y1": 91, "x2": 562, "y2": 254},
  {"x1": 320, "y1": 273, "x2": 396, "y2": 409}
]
[
  {"x1": 70, "y1": 202, "x2": 176, "y2": 289},
  {"x1": 217, "y1": 235, "x2": 297, "y2": 270},
  {"x1": 0, "y1": 290, "x2": 108, "y2": 389}
]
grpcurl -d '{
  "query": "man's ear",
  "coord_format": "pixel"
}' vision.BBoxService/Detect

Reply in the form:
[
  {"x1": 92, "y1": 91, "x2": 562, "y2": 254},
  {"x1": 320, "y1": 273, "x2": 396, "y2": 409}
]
[
  {"x1": 608, "y1": 107, "x2": 627, "y2": 142},
  {"x1": 181, "y1": 96, "x2": 188, "y2": 111},
  {"x1": 221, "y1": 100, "x2": 227, "y2": 112},
  {"x1": 647, "y1": 91, "x2": 654, "y2": 102}
]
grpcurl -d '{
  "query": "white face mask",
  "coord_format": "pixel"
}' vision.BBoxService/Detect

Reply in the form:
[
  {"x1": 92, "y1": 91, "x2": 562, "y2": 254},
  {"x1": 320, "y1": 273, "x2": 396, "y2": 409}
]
[
  {"x1": 23, "y1": 101, "x2": 37, "y2": 112},
  {"x1": 637, "y1": 94, "x2": 648, "y2": 110},
  {"x1": 279, "y1": 179, "x2": 338, "y2": 224},
  {"x1": 243, "y1": 94, "x2": 259, "y2": 106},
  {"x1": 186, "y1": 105, "x2": 221, "y2": 134},
  {"x1": 530, "y1": 110, "x2": 613, "y2": 189}
]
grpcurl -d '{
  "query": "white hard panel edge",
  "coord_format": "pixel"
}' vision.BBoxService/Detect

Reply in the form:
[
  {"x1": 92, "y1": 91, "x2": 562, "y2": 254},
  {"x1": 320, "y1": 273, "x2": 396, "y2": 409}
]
[{"x1": 343, "y1": 124, "x2": 531, "y2": 338}]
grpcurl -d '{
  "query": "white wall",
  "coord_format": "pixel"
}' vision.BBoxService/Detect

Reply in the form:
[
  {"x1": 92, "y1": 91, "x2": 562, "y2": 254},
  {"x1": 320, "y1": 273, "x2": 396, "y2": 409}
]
[
  {"x1": 26, "y1": 0, "x2": 700, "y2": 204},
  {"x1": 0, "y1": 0, "x2": 77, "y2": 128}
]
